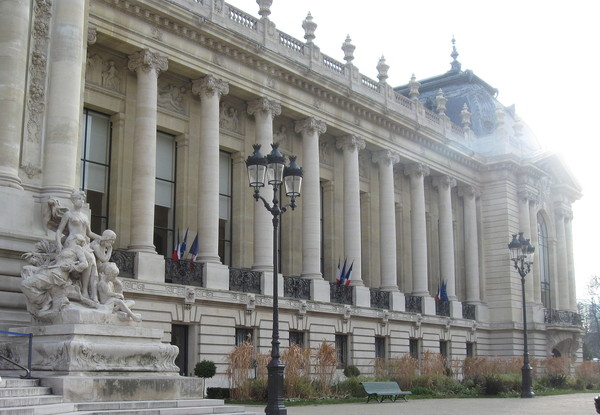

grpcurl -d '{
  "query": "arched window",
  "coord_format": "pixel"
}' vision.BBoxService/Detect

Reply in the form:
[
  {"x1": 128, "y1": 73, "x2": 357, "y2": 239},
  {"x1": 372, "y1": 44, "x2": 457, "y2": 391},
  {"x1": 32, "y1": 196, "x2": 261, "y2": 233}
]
[{"x1": 537, "y1": 214, "x2": 551, "y2": 309}]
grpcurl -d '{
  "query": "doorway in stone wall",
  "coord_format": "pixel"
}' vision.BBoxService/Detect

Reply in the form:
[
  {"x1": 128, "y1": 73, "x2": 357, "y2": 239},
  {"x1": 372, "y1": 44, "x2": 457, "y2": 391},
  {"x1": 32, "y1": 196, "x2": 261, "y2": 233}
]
[{"x1": 171, "y1": 324, "x2": 189, "y2": 376}]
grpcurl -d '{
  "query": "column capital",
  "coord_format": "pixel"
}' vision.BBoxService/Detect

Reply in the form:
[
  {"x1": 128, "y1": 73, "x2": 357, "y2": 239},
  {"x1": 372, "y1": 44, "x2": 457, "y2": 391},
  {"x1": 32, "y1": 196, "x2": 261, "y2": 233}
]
[
  {"x1": 432, "y1": 175, "x2": 457, "y2": 190},
  {"x1": 191, "y1": 75, "x2": 229, "y2": 98},
  {"x1": 554, "y1": 204, "x2": 573, "y2": 220},
  {"x1": 336, "y1": 135, "x2": 365, "y2": 152},
  {"x1": 247, "y1": 96, "x2": 281, "y2": 119},
  {"x1": 517, "y1": 189, "x2": 538, "y2": 203},
  {"x1": 294, "y1": 117, "x2": 327, "y2": 136},
  {"x1": 458, "y1": 185, "x2": 481, "y2": 199},
  {"x1": 403, "y1": 163, "x2": 430, "y2": 178},
  {"x1": 372, "y1": 149, "x2": 400, "y2": 166},
  {"x1": 127, "y1": 49, "x2": 168, "y2": 75}
]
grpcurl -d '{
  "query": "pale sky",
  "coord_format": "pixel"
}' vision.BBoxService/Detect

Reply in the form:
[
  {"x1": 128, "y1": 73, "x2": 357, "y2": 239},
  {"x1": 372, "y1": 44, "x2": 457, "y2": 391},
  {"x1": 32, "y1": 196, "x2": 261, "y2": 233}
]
[{"x1": 227, "y1": 0, "x2": 600, "y2": 299}]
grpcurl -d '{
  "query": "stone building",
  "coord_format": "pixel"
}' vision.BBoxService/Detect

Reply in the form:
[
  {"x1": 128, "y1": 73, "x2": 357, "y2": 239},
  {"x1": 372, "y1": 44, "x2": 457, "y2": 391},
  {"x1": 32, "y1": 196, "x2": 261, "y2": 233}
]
[{"x1": 0, "y1": 0, "x2": 582, "y2": 382}]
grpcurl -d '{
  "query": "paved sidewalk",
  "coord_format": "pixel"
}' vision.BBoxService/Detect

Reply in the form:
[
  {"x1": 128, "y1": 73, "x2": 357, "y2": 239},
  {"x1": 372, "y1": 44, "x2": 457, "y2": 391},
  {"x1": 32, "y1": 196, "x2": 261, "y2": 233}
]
[{"x1": 247, "y1": 393, "x2": 597, "y2": 415}]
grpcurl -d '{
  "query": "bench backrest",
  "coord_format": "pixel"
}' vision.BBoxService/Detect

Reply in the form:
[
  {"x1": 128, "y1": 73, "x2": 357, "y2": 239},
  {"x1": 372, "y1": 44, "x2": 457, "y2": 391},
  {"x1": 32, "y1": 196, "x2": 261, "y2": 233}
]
[{"x1": 361, "y1": 382, "x2": 402, "y2": 393}]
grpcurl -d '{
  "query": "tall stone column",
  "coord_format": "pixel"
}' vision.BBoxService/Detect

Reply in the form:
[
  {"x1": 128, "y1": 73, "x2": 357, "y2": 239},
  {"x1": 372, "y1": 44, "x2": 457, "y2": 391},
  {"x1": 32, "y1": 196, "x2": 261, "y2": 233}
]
[
  {"x1": 555, "y1": 207, "x2": 570, "y2": 310},
  {"x1": 192, "y1": 75, "x2": 229, "y2": 264},
  {"x1": 565, "y1": 213, "x2": 577, "y2": 311},
  {"x1": 373, "y1": 150, "x2": 400, "y2": 291},
  {"x1": 432, "y1": 175, "x2": 457, "y2": 300},
  {"x1": 247, "y1": 97, "x2": 281, "y2": 272},
  {"x1": 518, "y1": 191, "x2": 534, "y2": 303},
  {"x1": 336, "y1": 135, "x2": 365, "y2": 286},
  {"x1": 404, "y1": 163, "x2": 430, "y2": 296},
  {"x1": 127, "y1": 49, "x2": 168, "y2": 253},
  {"x1": 459, "y1": 186, "x2": 481, "y2": 304},
  {"x1": 0, "y1": 0, "x2": 30, "y2": 188},
  {"x1": 528, "y1": 198, "x2": 542, "y2": 304},
  {"x1": 42, "y1": 0, "x2": 87, "y2": 195},
  {"x1": 295, "y1": 118, "x2": 326, "y2": 279}
]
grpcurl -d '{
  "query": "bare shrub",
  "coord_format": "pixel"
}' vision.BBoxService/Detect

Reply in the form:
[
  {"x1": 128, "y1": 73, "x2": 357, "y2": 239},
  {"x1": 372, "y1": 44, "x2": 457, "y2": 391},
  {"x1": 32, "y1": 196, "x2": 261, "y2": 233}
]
[
  {"x1": 384, "y1": 354, "x2": 418, "y2": 389},
  {"x1": 314, "y1": 340, "x2": 337, "y2": 396},
  {"x1": 541, "y1": 356, "x2": 571, "y2": 376},
  {"x1": 421, "y1": 351, "x2": 445, "y2": 376},
  {"x1": 282, "y1": 344, "x2": 312, "y2": 398},
  {"x1": 226, "y1": 342, "x2": 255, "y2": 400},
  {"x1": 575, "y1": 361, "x2": 600, "y2": 387}
]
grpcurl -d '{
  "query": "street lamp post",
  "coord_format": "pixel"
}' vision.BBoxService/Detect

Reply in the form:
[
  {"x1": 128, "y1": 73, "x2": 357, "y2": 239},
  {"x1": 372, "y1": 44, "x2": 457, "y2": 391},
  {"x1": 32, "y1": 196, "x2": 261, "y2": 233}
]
[
  {"x1": 246, "y1": 143, "x2": 302, "y2": 415},
  {"x1": 508, "y1": 232, "x2": 536, "y2": 398}
]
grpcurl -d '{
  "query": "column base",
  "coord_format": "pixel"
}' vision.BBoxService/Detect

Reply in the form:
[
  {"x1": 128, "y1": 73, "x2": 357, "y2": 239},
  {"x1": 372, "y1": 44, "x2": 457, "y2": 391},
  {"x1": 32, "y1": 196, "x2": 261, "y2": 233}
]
[
  {"x1": 422, "y1": 296, "x2": 436, "y2": 315},
  {"x1": 311, "y1": 279, "x2": 330, "y2": 302},
  {"x1": 449, "y1": 300, "x2": 463, "y2": 318},
  {"x1": 389, "y1": 291, "x2": 405, "y2": 312},
  {"x1": 353, "y1": 285, "x2": 370, "y2": 307},
  {"x1": 203, "y1": 262, "x2": 230, "y2": 290},
  {"x1": 134, "y1": 252, "x2": 165, "y2": 283},
  {"x1": 261, "y1": 271, "x2": 284, "y2": 297}
]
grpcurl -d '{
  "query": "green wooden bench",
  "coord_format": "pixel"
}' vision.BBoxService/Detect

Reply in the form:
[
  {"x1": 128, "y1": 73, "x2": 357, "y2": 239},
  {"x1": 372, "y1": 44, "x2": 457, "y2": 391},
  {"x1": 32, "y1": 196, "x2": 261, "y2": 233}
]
[{"x1": 360, "y1": 381, "x2": 412, "y2": 403}]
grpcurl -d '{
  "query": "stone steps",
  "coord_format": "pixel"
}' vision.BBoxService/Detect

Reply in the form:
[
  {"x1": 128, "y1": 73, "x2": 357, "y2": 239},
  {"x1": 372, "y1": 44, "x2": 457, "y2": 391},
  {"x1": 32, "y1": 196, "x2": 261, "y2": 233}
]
[{"x1": 0, "y1": 378, "x2": 259, "y2": 415}]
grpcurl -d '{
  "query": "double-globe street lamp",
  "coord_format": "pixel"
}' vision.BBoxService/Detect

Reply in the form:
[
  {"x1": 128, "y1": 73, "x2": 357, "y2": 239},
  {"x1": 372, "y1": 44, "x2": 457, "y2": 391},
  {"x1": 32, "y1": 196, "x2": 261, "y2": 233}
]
[
  {"x1": 508, "y1": 232, "x2": 536, "y2": 398},
  {"x1": 246, "y1": 143, "x2": 303, "y2": 415}
]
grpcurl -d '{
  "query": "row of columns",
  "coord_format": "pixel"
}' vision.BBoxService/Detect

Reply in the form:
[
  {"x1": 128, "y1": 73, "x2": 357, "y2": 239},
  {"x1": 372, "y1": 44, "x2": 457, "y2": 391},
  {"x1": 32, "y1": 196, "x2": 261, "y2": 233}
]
[{"x1": 518, "y1": 191, "x2": 577, "y2": 312}]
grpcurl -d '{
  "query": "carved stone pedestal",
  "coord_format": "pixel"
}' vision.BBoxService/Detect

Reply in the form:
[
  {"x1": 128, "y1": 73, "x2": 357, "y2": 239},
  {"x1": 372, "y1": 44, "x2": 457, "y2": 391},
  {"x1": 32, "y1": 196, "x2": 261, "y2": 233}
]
[{"x1": 10, "y1": 307, "x2": 202, "y2": 402}]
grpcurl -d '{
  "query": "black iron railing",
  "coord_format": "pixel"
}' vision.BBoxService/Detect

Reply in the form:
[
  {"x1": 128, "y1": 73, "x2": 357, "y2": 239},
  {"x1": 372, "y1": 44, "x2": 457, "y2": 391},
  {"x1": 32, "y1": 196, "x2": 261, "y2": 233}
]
[
  {"x1": 110, "y1": 249, "x2": 135, "y2": 278},
  {"x1": 462, "y1": 303, "x2": 476, "y2": 320},
  {"x1": 229, "y1": 268, "x2": 262, "y2": 294},
  {"x1": 370, "y1": 289, "x2": 390, "y2": 309},
  {"x1": 283, "y1": 276, "x2": 311, "y2": 299},
  {"x1": 330, "y1": 282, "x2": 352, "y2": 305},
  {"x1": 435, "y1": 300, "x2": 450, "y2": 317},
  {"x1": 405, "y1": 295, "x2": 422, "y2": 313},
  {"x1": 544, "y1": 309, "x2": 582, "y2": 326},
  {"x1": 165, "y1": 258, "x2": 204, "y2": 286}
]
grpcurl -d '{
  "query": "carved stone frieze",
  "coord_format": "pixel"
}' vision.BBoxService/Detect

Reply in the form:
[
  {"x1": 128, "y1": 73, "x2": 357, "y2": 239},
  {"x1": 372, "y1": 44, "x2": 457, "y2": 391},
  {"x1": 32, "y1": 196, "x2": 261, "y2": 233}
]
[
  {"x1": 274, "y1": 124, "x2": 291, "y2": 150},
  {"x1": 158, "y1": 80, "x2": 188, "y2": 114},
  {"x1": 358, "y1": 149, "x2": 372, "y2": 179},
  {"x1": 21, "y1": 0, "x2": 53, "y2": 177},
  {"x1": 219, "y1": 102, "x2": 241, "y2": 133},
  {"x1": 86, "y1": 51, "x2": 124, "y2": 93},
  {"x1": 319, "y1": 137, "x2": 335, "y2": 166}
]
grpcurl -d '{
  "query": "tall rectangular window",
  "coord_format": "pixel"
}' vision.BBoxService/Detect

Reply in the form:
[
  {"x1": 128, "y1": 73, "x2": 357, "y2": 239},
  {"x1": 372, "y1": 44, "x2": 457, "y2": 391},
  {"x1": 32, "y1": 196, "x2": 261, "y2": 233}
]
[
  {"x1": 235, "y1": 328, "x2": 254, "y2": 346},
  {"x1": 466, "y1": 342, "x2": 475, "y2": 358},
  {"x1": 154, "y1": 132, "x2": 176, "y2": 257},
  {"x1": 335, "y1": 334, "x2": 348, "y2": 368},
  {"x1": 409, "y1": 338, "x2": 419, "y2": 360},
  {"x1": 375, "y1": 336, "x2": 386, "y2": 360},
  {"x1": 219, "y1": 151, "x2": 232, "y2": 266},
  {"x1": 289, "y1": 331, "x2": 305, "y2": 347},
  {"x1": 440, "y1": 340, "x2": 448, "y2": 359},
  {"x1": 80, "y1": 109, "x2": 111, "y2": 234}
]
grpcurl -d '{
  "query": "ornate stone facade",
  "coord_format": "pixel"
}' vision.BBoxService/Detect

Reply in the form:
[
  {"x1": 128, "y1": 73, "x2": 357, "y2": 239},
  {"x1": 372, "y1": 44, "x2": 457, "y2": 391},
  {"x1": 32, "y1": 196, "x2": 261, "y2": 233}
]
[{"x1": 0, "y1": 0, "x2": 583, "y2": 390}]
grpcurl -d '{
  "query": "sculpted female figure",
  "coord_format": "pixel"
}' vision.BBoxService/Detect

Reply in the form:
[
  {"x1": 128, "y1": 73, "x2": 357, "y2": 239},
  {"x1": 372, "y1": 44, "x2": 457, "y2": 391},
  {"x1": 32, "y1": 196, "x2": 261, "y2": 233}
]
[{"x1": 55, "y1": 190, "x2": 100, "y2": 301}]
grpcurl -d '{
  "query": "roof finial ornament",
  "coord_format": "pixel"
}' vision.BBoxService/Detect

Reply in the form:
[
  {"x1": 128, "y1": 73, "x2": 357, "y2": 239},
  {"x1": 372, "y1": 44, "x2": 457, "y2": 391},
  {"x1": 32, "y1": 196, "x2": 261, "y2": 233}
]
[{"x1": 450, "y1": 36, "x2": 461, "y2": 72}]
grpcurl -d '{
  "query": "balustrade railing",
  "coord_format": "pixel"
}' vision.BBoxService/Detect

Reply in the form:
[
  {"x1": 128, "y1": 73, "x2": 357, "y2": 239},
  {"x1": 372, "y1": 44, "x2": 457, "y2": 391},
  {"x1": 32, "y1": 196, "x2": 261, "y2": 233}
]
[
  {"x1": 370, "y1": 289, "x2": 390, "y2": 310},
  {"x1": 279, "y1": 32, "x2": 304, "y2": 54},
  {"x1": 405, "y1": 295, "x2": 422, "y2": 313},
  {"x1": 361, "y1": 76, "x2": 380, "y2": 91},
  {"x1": 544, "y1": 309, "x2": 582, "y2": 326},
  {"x1": 462, "y1": 303, "x2": 476, "y2": 320},
  {"x1": 283, "y1": 276, "x2": 311, "y2": 299},
  {"x1": 165, "y1": 258, "x2": 204, "y2": 287},
  {"x1": 229, "y1": 268, "x2": 262, "y2": 294},
  {"x1": 228, "y1": 5, "x2": 257, "y2": 30},
  {"x1": 330, "y1": 282, "x2": 352, "y2": 305},
  {"x1": 435, "y1": 300, "x2": 450, "y2": 317},
  {"x1": 323, "y1": 55, "x2": 345, "y2": 74}
]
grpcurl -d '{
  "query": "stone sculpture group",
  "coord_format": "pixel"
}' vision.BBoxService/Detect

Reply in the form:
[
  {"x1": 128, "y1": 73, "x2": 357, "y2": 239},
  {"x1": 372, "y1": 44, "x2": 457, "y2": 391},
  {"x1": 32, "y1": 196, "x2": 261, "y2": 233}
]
[{"x1": 20, "y1": 190, "x2": 140, "y2": 322}]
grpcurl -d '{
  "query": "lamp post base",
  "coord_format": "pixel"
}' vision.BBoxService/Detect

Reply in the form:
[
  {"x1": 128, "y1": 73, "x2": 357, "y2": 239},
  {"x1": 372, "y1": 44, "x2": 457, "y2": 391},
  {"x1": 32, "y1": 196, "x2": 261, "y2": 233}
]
[
  {"x1": 265, "y1": 358, "x2": 287, "y2": 415},
  {"x1": 521, "y1": 364, "x2": 535, "y2": 398}
]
